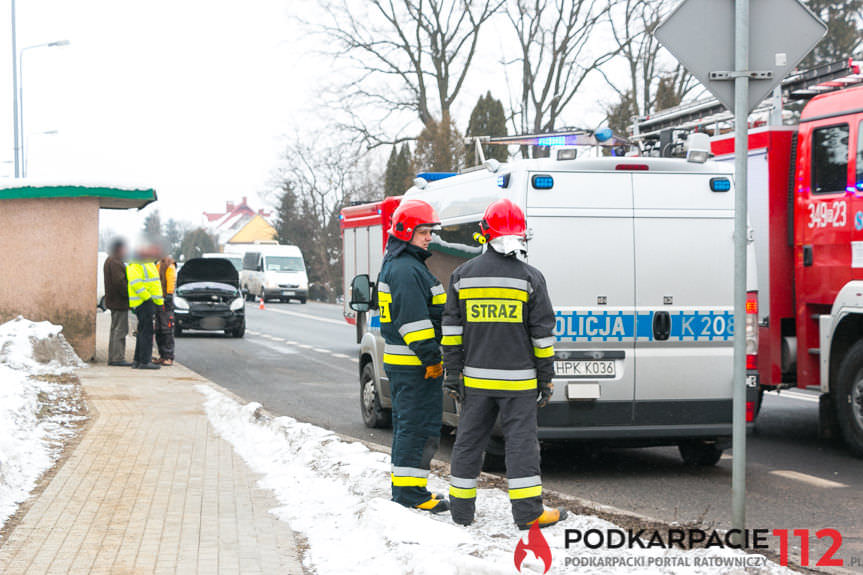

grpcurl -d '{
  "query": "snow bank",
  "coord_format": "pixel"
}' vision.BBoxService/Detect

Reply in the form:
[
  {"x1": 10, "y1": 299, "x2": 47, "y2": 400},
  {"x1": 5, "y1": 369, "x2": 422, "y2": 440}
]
[
  {"x1": 198, "y1": 385, "x2": 793, "y2": 575},
  {"x1": 0, "y1": 316, "x2": 84, "y2": 375},
  {"x1": 0, "y1": 318, "x2": 86, "y2": 531}
]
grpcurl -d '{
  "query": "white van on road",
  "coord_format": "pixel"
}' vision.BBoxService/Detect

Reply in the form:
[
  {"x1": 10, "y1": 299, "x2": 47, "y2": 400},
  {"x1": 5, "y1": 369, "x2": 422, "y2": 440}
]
[{"x1": 240, "y1": 244, "x2": 309, "y2": 303}]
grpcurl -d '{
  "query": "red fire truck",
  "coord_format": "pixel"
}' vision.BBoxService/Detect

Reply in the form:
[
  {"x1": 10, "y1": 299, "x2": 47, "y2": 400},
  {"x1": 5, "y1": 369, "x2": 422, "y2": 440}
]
[{"x1": 632, "y1": 60, "x2": 863, "y2": 456}]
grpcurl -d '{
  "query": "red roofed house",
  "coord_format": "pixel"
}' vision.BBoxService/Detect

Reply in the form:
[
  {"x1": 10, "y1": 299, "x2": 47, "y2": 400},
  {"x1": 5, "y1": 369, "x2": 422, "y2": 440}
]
[{"x1": 203, "y1": 196, "x2": 277, "y2": 247}]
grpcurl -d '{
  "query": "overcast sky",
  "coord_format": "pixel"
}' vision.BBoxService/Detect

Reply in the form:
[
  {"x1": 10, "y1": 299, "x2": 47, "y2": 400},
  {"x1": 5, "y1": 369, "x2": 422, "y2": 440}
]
[{"x1": 0, "y1": 0, "x2": 625, "y2": 238}]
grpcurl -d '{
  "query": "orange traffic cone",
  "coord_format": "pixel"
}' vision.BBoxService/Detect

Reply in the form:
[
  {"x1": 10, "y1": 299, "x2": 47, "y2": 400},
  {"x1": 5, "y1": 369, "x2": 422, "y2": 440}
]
[{"x1": 258, "y1": 297, "x2": 265, "y2": 310}]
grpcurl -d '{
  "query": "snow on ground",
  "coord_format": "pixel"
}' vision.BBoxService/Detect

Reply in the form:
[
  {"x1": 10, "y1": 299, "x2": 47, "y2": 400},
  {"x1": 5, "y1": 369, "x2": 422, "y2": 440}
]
[
  {"x1": 0, "y1": 318, "x2": 86, "y2": 532},
  {"x1": 199, "y1": 385, "x2": 794, "y2": 575}
]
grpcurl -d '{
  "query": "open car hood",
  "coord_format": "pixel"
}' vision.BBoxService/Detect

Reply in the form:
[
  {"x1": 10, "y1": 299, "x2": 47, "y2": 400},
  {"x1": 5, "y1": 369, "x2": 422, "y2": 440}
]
[{"x1": 177, "y1": 258, "x2": 239, "y2": 288}]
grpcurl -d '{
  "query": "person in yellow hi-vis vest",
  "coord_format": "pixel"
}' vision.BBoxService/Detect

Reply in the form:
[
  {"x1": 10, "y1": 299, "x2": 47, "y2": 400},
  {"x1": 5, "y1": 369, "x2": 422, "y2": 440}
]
[{"x1": 127, "y1": 243, "x2": 164, "y2": 370}]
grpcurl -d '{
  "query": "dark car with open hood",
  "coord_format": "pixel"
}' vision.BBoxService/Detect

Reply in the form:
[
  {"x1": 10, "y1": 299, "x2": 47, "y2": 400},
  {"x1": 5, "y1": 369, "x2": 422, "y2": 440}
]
[{"x1": 173, "y1": 257, "x2": 245, "y2": 337}]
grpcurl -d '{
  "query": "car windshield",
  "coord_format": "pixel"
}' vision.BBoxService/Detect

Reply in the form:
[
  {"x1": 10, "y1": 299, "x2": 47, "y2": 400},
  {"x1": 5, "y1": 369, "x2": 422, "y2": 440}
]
[
  {"x1": 227, "y1": 257, "x2": 242, "y2": 271},
  {"x1": 266, "y1": 256, "x2": 304, "y2": 272}
]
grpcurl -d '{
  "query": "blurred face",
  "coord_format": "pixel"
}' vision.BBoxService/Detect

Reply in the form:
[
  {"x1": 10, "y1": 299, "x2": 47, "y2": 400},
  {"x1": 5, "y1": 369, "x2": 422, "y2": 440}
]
[{"x1": 410, "y1": 226, "x2": 433, "y2": 250}]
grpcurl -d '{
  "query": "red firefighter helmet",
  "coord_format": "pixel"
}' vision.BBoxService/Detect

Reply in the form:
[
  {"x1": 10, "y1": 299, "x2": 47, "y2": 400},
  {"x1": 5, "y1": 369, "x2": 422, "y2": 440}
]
[
  {"x1": 388, "y1": 199, "x2": 441, "y2": 241},
  {"x1": 480, "y1": 198, "x2": 526, "y2": 241}
]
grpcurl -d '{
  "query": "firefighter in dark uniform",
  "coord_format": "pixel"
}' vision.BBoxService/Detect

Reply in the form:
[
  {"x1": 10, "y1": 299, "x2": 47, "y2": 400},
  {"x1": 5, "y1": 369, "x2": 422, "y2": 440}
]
[
  {"x1": 442, "y1": 198, "x2": 567, "y2": 530},
  {"x1": 378, "y1": 198, "x2": 449, "y2": 514}
]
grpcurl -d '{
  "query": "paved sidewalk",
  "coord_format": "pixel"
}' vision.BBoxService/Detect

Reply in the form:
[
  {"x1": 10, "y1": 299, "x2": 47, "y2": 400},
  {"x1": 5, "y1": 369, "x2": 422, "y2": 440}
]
[{"x1": 0, "y1": 314, "x2": 304, "y2": 574}]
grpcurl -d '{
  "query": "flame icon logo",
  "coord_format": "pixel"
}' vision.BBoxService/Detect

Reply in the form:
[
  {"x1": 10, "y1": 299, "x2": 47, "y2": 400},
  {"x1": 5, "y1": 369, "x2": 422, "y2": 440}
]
[{"x1": 514, "y1": 522, "x2": 552, "y2": 573}]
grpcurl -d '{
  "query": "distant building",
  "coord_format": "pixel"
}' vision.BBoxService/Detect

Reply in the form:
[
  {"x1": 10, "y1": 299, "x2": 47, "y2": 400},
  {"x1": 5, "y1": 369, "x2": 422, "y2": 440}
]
[{"x1": 203, "y1": 196, "x2": 277, "y2": 248}]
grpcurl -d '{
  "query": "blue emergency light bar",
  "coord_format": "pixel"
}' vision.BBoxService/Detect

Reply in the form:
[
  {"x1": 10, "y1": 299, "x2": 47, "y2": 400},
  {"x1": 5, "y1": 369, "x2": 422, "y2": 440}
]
[{"x1": 416, "y1": 172, "x2": 457, "y2": 182}]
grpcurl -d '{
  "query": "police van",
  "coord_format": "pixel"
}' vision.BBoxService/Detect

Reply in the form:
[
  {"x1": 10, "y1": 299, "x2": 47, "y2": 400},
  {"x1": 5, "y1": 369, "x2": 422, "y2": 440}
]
[{"x1": 342, "y1": 143, "x2": 759, "y2": 466}]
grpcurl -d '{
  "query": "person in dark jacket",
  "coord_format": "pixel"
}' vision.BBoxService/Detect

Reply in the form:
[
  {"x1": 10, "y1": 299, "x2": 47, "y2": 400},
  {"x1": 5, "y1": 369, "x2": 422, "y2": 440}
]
[
  {"x1": 378, "y1": 199, "x2": 449, "y2": 514},
  {"x1": 104, "y1": 239, "x2": 132, "y2": 366},
  {"x1": 442, "y1": 198, "x2": 567, "y2": 530}
]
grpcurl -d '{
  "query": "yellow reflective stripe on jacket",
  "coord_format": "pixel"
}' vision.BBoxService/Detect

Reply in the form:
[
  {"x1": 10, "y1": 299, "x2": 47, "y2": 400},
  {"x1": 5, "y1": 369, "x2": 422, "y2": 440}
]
[
  {"x1": 403, "y1": 328, "x2": 435, "y2": 344},
  {"x1": 391, "y1": 474, "x2": 428, "y2": 487},
  {"x1": 464, "y1": 376, "x2": 537, "y2": 391},
  {"x1": 430, "y1": 284, "x2": 447, "y2": 305},
  {"x1": 441, "y1": 335, "x2": 462, "y2": 346},
  {"x1": 533, "y1": 346, "x2": 554, "y2": 358},
  {"x1": 383, "y1": 353, "x2": 423, "y2": 366},
  {"x1": 449, "y1": 486, "x2": 477, "y2": 499},
  {"x1": 509, "y1": 485, "x2": 542, "y2": 500},
  {"x1": 458, "y1": 287, "x2": 528, "y2": 302}
]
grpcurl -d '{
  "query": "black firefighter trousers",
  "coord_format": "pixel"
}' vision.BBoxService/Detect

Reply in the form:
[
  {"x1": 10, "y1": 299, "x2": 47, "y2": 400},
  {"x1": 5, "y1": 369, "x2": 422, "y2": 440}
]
[
  {"x1": 387, "y1": 365, "x2": 442, "y2": 507},
  {"x1": 449, "y1": 392, "x2": 543, "y2": 526}
]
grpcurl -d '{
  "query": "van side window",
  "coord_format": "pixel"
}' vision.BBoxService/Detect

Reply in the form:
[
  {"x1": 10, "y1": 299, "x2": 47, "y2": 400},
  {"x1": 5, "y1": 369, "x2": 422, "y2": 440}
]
[
  {"x1": 812, "y1": 123, "x2": 849, "y2": 194},
  {"x1": 242, "y1": 252, "x2": 260, "y2": 270},
  {"x1": 427, "y1": 221, "x2": 483, "y2": 286},
  {"x1": 856, "y1": 121, "x2": 863, "y2": 191}
]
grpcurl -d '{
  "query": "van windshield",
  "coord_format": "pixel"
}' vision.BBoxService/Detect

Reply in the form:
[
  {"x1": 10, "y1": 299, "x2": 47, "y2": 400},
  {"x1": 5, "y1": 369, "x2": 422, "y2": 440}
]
[{"x1": 266, "y1": 256, "x2": 304, "y2": 272}]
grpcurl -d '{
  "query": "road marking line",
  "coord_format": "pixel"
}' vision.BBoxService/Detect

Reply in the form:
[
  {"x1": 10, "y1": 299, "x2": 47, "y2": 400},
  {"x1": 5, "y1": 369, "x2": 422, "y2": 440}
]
[
  {"x1": 297, "y1": 344, "x2": 312, "y2": 349},
  {"x1": 350, "y1": 358, "x2": 359, "y2": 363},
  {"x1": 313, "y1": 348, "x2": 330, "y2": 353},
  {"x1": 769, "y1": 470, "x2": 847, "y2": 488},
  {"x1": 286, "y1": 340, "x2": 297, "y2": 345},
  {"x1": 782, "y1": 391, "x2": 820, "y2": 403},
  {"x1": 266, "y1": 307, "x2": 346, "y2": 326},
  {"x1": 331, "y1": 353, "x2": 351, "y2": 359}
]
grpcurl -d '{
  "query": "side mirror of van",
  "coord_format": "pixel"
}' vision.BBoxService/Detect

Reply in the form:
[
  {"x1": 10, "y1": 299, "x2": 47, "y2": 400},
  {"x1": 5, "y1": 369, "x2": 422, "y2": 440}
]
[{"x1": 350, "y1": 274, "x2": 372, "y2": 312}]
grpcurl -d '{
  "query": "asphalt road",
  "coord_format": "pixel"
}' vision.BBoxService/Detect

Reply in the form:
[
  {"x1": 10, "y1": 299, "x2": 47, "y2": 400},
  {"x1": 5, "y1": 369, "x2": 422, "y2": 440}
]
[{"x1": 177, "y1": 300, "x2": 863, "y2": 570}]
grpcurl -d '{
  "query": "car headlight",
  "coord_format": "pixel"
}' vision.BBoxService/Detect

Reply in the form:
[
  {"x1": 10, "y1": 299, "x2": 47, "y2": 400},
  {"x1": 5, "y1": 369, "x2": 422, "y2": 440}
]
[
  {"x1": 229, "y1": 297, "x2": 244, "y2": 311},
  {"x1": 174, "y1": 296, "x2": 190, "y2": 310}
]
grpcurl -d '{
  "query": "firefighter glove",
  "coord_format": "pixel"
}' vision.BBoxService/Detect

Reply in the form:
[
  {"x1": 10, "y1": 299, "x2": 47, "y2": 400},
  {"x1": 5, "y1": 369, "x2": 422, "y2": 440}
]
[
  {"x1": 424, "y1": 362, "x2": 444, "y2": 380},
  {"x1": 444, "y1": 371, "x2": 464, "y2": 402},
  {"x1": 538, "y1": 380, "x2": 554, "y2": 408}
]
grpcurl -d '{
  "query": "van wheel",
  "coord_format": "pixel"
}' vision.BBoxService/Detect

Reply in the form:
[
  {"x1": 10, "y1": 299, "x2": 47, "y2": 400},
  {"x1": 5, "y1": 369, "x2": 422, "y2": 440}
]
[
  {"x1": 678, "y1": 440, "x2": 723, "y2": 466},
  {"x1": 360, "y1": 362, "x2": 391, "y2": 428},
  {"x1": 834, "y1": 340, "x2": 863, "y2": 457}
]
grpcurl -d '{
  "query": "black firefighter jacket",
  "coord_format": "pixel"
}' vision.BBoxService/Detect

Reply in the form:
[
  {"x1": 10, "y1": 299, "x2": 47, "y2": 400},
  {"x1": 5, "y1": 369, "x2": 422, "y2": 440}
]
[
  {"x1": 378, "y1": 239, "x2": 446, "y2": 369},
  {"x1": 442, "y1": 248, "x2": 555, "y2": 395}
]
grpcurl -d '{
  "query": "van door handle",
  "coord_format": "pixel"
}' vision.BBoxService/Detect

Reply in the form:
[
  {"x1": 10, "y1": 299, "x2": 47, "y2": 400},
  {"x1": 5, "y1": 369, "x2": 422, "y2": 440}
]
[{"x1": 653, "y1": 311, "x2": 671, "y2": 341}]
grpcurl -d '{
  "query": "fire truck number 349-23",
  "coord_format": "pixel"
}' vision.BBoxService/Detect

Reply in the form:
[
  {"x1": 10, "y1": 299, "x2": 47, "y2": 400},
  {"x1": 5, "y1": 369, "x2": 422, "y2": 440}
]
[{"x1": 808, "y1": 200, "x2": 847, "y2": 229}]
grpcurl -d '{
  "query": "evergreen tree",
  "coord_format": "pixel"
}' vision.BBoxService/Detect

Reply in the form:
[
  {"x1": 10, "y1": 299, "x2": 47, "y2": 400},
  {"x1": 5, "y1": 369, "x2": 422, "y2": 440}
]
[
  {"x1": 605, "y1": 91, "x2": 639, "y2": 137},
  {"x1": 384, "y1": 147, "x2": 399, "y2": 196},
  {"x1": 466, "y1": 91, "x2": 508, "y2": 166},
  {"x1": 383, "y1": 144, "x2": 414, "y2": 196},
  {"x1": 141, "y1": 209, "x2": 162, "y2": 240},
  {"x1": 414, "y1": 113, "x2": 465, "y2": 173},
  {"x1": 802, "y1": 0, "x2": 863, "y2": 68},
  {"x1": 179, "y1": 228, "x2": 217, "y2": 261},
  {"x1": 164, "y1": 219, "x2": 184, "y2": 259}
]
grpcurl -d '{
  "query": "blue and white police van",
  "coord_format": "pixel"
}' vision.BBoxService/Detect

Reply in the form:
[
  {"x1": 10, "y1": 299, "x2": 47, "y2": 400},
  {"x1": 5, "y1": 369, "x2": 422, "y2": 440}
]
[{"x1": 345, "y1": 140, "x2": 758, "y2": 466}]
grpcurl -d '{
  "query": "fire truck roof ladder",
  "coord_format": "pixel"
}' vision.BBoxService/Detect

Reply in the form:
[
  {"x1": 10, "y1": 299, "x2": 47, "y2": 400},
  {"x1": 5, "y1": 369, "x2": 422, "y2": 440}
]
[{"x1": 630, "y1": 59, "x2": 863, "y2": 140}]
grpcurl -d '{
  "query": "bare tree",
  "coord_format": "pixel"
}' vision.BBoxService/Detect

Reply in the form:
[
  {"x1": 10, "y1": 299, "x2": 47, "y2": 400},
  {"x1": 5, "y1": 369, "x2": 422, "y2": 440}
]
[
  {"x1": 601, "y1": 0, "x2": 696, "y2": 120},
  {"x1": 272, "y1": 138, "x2": 382, "y2": 296},
  {"x1": 505, "y1": 0, "x2": 619, "y2": 137},
  {"x1": 316, "y1": 0, "x2": 503, "y2": 149}
]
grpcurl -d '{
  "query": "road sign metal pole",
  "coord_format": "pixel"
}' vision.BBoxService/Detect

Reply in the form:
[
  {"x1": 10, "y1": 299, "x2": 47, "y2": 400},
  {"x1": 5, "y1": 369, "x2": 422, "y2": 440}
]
[{"x1": 731, "y1": 0, "x2": 750, "y2": 542}]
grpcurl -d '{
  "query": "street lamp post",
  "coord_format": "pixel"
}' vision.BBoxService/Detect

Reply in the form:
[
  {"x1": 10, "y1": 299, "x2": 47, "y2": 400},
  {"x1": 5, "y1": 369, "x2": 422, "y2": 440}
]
[
  {"x1": 19, "y1": 39, "x2": 70, "y2": 177},
  {"x1": 10, "y1": 0, "x2": 19, "y2": 177}
]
